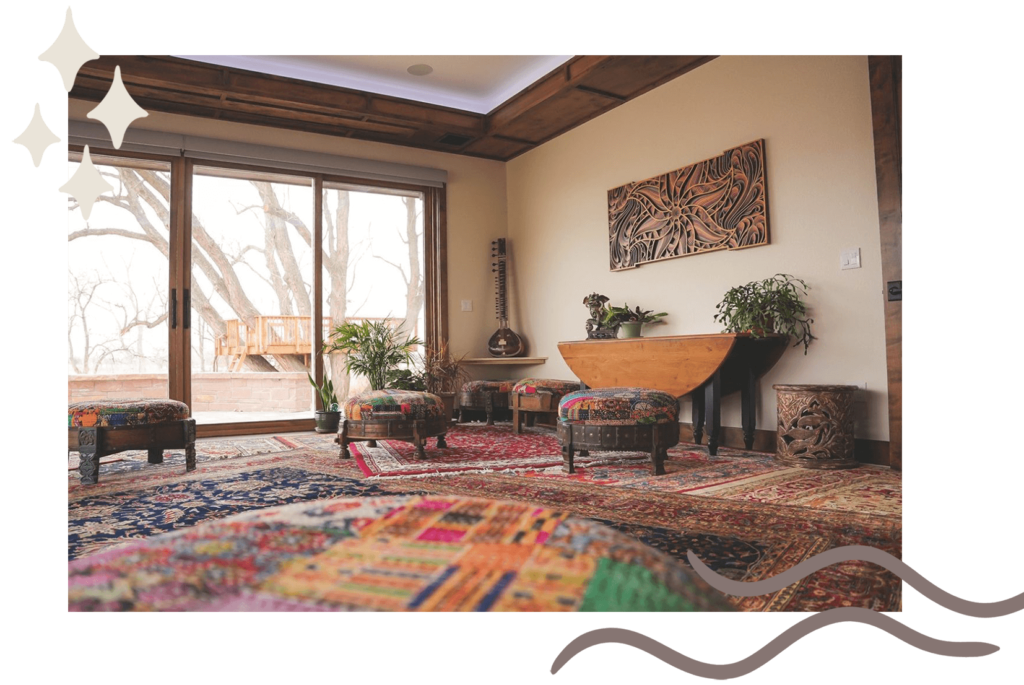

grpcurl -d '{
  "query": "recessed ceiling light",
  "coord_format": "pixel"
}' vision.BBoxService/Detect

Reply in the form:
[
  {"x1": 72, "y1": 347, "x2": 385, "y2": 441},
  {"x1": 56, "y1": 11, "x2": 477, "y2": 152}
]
[{"x1": 407, "y1": 63, "x2": 433, "y2": 77}]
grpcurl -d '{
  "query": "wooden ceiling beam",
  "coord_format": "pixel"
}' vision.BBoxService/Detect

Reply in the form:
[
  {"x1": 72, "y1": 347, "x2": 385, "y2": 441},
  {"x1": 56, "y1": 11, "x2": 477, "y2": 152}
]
[{"x1": 69, "y1": 55, "x2": 716, "y2": 161}]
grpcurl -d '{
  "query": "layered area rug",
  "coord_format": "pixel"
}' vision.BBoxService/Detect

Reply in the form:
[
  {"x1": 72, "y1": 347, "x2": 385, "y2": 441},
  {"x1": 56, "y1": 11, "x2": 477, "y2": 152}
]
[
  {"x1": 68, "y1": 425, "x2": 901, "y2": 519},
  {"x1": 68, "y1": 444, "x2": 901, "y2": 611}
]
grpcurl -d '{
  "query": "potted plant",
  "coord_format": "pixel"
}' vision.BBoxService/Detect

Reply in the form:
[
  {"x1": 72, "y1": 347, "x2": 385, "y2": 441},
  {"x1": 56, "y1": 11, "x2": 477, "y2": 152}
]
[
  {"x1": 385, "y1": 368, "x2": 427, "y2": 391},
  {"x1": 323, "y1": 318, "x2": 423, "y2": 391},
  {"x1": 422, "y1": 341, "x2": 470, "y2": 423},
  {"x1": 602, "y1": 304, "x2": 668, "y2": 339},
  {"x1": 713, "y1": 273, "x2": 817, "y2": 354},
  {"x1": 307, "y1": 371, "x2": 340, "y2": 433}
]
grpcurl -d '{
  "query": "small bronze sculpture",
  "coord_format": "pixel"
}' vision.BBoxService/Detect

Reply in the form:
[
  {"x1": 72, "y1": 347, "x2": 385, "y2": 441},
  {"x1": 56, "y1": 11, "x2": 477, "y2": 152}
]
[{"x1": 583, "y1": 293, "x2": 617, "y2": 339}]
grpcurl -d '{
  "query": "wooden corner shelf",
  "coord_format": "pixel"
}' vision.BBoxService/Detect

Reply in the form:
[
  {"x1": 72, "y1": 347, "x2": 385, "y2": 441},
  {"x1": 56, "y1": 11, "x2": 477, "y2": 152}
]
[{"x1": 462, "y1": 357, "x2": 548, "y2": 365}]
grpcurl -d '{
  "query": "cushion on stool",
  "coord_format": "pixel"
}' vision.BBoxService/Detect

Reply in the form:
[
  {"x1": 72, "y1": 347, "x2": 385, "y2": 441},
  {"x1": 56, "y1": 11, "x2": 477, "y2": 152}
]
[
  {"x1": 511, "y1": 378, "x2": 580, "y2": 397},
  {"x1": 558, "y1": 387, "x2": 679, "y2": 425},
  {"x1": 68, "y1": 399, "x2": 190, "y2": 428},
  {"x1": 344, "y1": 389, "x2": 444, "y2": 421},
  {"x1": 460, "y1": 380, "x2": 513, "y2": 394}
]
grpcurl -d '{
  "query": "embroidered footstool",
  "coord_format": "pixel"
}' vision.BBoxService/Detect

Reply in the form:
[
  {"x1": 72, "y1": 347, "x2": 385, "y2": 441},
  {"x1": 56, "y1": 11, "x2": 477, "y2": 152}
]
[
  {"x1": 458, "y1": 380, "x2": 512, "y2": 425},
  {"x1": 510, "y1": 378, "x2": 581, "y2": 434},
  {"x1": 68, "y1": 399, "x2": 196, "y2": 485},
  {"x1": 340, "y1": 389, "x2": 448, "y2": 460},
  {"x1": 557, "y1": 387, "x2": 679, "y2": 475}
]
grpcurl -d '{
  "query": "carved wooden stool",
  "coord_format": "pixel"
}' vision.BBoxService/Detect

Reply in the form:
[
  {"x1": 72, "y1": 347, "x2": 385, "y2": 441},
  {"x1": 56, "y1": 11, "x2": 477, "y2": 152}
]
[
  {"x1": 339, "y1": 389, "x2": 448, "y2": 460},
  {"x1": 556, "y1": 387, "x2": 680, "y2": 475},
  {"x1": 510, "y1": 378, "x2": 581, "y2": 434},
  {"x1": 68, "y1": 399, "x2": 196, "y2": 485},
  {"x1": 773, "y1": 384, "x2": 858, "y2": 469},
  {"x1": 457, "y1": 380, "x2": 512, "y2": 426}
]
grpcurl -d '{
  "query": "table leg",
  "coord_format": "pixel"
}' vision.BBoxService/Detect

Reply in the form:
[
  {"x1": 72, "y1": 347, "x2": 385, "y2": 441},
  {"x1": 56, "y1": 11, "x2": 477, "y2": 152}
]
[
  {"x1": 691, "y1": 389, "x2": 705, "y2": 445},
  {"x1": 741, "y1": 366, "x2": 756, "y2": 450},
  {"x1": 705, "y1": 370, "x2": 722, "y2": 456}
]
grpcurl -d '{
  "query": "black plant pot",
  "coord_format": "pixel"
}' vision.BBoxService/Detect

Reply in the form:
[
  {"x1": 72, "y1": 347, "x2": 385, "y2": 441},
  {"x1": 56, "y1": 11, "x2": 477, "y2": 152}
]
[{"x1": 314, "y1": 411, "x2": 341, "y2": 434}]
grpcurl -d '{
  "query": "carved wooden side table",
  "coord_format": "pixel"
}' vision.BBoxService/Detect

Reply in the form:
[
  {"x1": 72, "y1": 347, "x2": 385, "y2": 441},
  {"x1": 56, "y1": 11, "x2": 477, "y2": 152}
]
[{"x1": 773, "y1": 384, "x2": 858, "y2": 469}]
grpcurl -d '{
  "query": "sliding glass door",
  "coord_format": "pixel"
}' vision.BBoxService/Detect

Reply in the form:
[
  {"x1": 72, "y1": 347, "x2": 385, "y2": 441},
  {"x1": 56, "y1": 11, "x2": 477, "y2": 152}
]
[
  {"x1": 67, "y1": 153, "x2": 173, "y2": 407},
  {"x1": 322, "y1": 181, "x2": 425, "y2": 401},
  {"x1": 68, "y1": 147, "x2": 444, "y2": 435},
  {"x1": 189, "y1": 166, "x2": 315, "y2": 424}
]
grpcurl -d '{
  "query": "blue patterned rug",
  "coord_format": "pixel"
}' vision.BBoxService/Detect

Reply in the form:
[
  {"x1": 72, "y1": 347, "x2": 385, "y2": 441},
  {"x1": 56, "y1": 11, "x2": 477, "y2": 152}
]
[{"x1": 68, "y1": 450, "x2": 417, "y2": 559}]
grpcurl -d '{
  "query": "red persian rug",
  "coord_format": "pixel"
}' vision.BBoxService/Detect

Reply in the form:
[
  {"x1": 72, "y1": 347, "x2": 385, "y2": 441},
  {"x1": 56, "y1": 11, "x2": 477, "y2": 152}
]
[{"x1": 350, "y1": 424, "x2": 653, "y2": 479}]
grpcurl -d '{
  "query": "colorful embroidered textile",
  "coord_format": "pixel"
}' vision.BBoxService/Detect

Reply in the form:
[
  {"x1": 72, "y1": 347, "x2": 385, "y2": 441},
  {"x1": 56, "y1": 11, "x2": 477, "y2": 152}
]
[
  {"x1": 460, "y1": 380, "x2": 513, "y2": 394},
  {"x1": 343, "y1": 389, "x2": 443, "y2": 421},
  {"x1": 68, "y1": 399, "x2": 189, "y2": 428},
  {"x1": 558, "y1": 387, "x2": 678, "y2": 425},
  {"x1": 511, "y1": 378, "x2": 580, "y2": 397},
  {"x1": 68, "y1": 494, "x2": 734, "y2": 612}
]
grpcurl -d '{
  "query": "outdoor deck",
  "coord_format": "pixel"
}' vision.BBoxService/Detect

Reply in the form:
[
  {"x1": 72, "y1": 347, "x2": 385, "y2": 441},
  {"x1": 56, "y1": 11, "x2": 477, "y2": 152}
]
[{"x1": 215, "y1": 316, "x2": 392, "y2": 371}]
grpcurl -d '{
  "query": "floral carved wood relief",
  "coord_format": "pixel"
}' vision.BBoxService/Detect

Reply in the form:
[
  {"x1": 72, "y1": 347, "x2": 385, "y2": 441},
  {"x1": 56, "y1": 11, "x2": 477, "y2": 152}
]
[{"x1": 608, "y1": 139, "x2": 769, "y2": 270}]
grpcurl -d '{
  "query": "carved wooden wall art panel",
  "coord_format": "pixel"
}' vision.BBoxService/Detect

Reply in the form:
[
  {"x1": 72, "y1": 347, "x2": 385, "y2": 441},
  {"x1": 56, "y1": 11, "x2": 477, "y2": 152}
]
[{"x1": 608, "y1": 139, "x2": 769, "y2": 271}]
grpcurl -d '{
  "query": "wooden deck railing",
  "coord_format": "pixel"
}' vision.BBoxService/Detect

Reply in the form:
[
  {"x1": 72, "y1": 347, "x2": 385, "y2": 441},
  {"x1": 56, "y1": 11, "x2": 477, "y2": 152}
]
[{"x1": 214, "y1": 316, "x2": 397, "y2": 371}]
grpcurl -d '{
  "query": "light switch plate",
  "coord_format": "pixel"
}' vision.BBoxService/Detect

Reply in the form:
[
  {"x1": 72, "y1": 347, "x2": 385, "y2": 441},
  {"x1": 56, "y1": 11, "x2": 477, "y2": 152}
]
[
  {"x1": 840, "y1": 247, "x2": 861, "y2": 270},
  {"x1": 460, "y1": 300, "x2": 473, "y2": 312}
]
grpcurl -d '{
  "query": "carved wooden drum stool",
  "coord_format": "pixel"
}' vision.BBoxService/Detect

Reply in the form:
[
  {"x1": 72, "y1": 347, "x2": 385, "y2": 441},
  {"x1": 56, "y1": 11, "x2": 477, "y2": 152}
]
[
  {"x1": 556, "y1": 387, "x2": 680, "y2": 476},
  {"x1": 509, "y1": 378, "x2": 581, "y2": 434},
  {"x1": 773, "y1": 384, "x2": 858, "y2": 469},
  {"x1": 68, "y1": 399, "x2": 196, "y2": 485},
  {"x1": 339, "y1": 389, "x2": 448, "y2": 460},
  {"x1": 457, "y1": 380, "x2": 512, "y2": 425}
]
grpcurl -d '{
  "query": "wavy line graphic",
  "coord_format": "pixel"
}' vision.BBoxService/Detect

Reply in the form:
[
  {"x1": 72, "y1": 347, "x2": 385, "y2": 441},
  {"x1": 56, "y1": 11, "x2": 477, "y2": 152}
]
[
  {"x1": 551, "y1": 609, "x2": 997, "y2": 679},
  {"x1": 686, "y1": 546, "x2": 1024, "y2": 617}
]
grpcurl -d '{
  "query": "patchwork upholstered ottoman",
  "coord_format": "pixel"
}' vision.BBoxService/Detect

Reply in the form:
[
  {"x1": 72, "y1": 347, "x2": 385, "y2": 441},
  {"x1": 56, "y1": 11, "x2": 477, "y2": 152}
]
[
  {"x1": 68, "y1": 399, "x2": 196, "y2": 485},
  {"x1": 340, "y1": 389, "x2": 448, "y2": 460},
  {"x1": 458, "y1": 380, "x2": 512, "y2": 425},
  {"x1": 557, "y1": 387, "x2": 679, "y2": 475},
  {"x1": 510, "y1": 378, "x2": 581, "y2": 434}
]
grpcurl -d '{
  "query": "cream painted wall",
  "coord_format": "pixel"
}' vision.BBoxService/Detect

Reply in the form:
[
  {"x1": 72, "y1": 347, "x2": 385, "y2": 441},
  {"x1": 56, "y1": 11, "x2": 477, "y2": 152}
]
[
  {"x1": 505, "y1": 56, "x2": 890, "y2": 440},
  {"x1": 68, "y1": 99, "x2": 508, "y2": 363}
]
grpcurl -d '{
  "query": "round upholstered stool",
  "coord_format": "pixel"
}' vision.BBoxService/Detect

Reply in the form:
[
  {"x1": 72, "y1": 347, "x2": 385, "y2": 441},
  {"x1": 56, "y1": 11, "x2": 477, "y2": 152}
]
[
  {"x1": 557, "y1": 387, "x2": 679, "y2": 475},
  {"x1": 68, "y1": 399, "x2": 196, "y2": 485},
  {"x1": 340, "y1": 389, "x2": 448, "y2": 460},
  {"x1": 510, "y1": 378, "x2": 581, "y2": 434},
  {"x1": 457, "y1": 380, "x2": 513, "y2": 425}
]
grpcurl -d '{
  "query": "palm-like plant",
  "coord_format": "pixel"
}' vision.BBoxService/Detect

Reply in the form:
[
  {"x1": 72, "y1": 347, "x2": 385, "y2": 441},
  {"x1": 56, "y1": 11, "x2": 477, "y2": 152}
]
[{"x1": 324, "y1": 319, "x2": 422, "y2": 391}]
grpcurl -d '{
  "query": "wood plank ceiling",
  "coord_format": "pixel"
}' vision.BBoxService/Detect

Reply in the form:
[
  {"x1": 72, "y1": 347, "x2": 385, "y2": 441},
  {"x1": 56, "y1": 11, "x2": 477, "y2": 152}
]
[{"x1": 70, "y1": 56, "x2": 716, "y2": 162}]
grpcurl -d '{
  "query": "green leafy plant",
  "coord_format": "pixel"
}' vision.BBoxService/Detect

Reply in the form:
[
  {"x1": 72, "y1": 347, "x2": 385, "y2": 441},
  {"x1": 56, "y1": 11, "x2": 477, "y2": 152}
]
[
  {"x1": 323, "y1": 318, "x2": 422, "y2": 391},
  {"x1": 422, "y1": 340, "x2": 470, "y2": 395},
  {"x1": 307, "y1": 372, "x2": 339, "y2": 412},
  {"x1": 602, "y1": 304, "x2": 668, "y2": 327},
  {"x1": 386, "y1": 368, "x2": 427, "y2": 391},
  {"x1": 713, "y1": 273, "x2": 817, "y2": 354}
]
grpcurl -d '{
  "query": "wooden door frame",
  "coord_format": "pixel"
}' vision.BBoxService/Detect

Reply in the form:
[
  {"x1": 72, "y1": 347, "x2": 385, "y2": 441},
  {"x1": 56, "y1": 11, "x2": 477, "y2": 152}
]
[
  {"x1": 68, "y1": 147, "x2": 448, "y2": 437},
  {"x1": 868, "y1": 56, "x2": 902, "y2": 470}
]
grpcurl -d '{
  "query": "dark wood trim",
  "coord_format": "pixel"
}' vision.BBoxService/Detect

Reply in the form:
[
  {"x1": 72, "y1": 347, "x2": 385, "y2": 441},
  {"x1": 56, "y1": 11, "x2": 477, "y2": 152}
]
[
  {"x1": 868, "y1": 56, "x2": 902, "y2": 471},
  {"x1": 196, "y1": 419, "x2": 315, "y2": 439},
  {"x1": 313, "y1": 174, "x2": 324, "y2": 410},
  {"x1": 424, "y1": 185, "x2": 449, "y2": 355},
  {"x1": 181, "y1": 158, "x2": 194, "y2": 411},
  {"x1": 678, "y1": 423, "x2": 891, "y2": 467},
  {"x1": 70, "y1": 56, "x2": 716, "y2": 162},
  {"x1": 168, "y1": 155, "x2": 186, "y2": 404}
]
